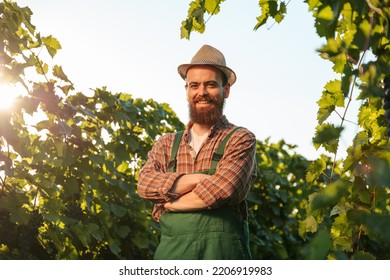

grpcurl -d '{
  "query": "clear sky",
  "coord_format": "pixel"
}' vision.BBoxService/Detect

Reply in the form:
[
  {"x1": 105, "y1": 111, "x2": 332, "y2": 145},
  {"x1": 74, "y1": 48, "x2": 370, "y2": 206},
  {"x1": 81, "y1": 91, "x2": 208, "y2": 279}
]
[{"x1": 9, "y1": 0, "x2": 361, "y2": 160}]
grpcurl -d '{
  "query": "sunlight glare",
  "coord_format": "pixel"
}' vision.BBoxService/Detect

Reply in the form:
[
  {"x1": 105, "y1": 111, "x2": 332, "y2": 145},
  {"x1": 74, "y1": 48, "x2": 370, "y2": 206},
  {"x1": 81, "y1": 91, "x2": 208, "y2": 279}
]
[{"x1": 0, "y1": 84, "x2": 22, "y2": 110}]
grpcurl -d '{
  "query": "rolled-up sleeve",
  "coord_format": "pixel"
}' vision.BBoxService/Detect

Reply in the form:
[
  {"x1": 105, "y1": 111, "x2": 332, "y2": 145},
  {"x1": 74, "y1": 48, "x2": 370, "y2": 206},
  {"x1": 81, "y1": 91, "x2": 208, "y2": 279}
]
[{"x1": 137, "y1": 134, "x2": 183, "y2": 203}]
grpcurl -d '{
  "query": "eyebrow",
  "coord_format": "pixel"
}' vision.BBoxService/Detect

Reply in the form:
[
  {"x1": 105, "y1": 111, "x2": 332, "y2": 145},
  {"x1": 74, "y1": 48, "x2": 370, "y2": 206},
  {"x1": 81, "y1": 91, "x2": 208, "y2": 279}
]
[{"x1": 187, "y1": 80, "x2": 219, "y2": 85}]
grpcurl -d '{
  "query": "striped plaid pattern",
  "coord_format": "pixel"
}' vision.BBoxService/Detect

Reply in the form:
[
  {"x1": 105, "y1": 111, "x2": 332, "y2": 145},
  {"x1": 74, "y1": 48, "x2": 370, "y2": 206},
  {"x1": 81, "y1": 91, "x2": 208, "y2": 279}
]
[{"x1": 137, "y1": 116, "x2": 257, "y2": 222}]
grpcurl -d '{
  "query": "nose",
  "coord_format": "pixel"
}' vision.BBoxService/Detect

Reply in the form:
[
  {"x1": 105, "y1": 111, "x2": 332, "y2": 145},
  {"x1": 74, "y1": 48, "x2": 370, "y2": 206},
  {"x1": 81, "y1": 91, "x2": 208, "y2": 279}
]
[{"x1": 198, "y1": 84, "x2": 208, "y2": 96}]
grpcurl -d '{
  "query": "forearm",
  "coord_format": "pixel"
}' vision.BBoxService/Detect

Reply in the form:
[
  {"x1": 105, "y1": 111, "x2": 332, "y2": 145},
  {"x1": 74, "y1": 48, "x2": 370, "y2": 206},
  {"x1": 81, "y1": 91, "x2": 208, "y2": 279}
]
[
  {"x1": 164, "y1": 191, "x2": 207, "y2": 212},
  {"x1": 138, "y1": 166, "x2": 210, "y2": 203},
  {"x1": 137, "y1": 169, "x2": 183, "y2": 203},
  {"x1": 171, "y1": 173, "x2": 211, "y2": 194}
]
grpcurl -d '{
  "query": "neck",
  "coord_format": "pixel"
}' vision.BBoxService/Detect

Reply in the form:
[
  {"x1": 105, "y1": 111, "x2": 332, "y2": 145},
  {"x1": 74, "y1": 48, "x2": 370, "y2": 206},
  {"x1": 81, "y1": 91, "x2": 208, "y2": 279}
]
[{"x1": 191, "y1": 123, "x2": 212, "y2": 135}]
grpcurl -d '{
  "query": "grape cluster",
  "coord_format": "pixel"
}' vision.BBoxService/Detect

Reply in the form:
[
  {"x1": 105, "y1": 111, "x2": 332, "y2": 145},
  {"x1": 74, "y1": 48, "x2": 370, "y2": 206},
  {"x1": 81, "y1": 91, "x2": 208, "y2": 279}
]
[{"x1": 384, "y1": 77, "x2": 390, "y2": 137}]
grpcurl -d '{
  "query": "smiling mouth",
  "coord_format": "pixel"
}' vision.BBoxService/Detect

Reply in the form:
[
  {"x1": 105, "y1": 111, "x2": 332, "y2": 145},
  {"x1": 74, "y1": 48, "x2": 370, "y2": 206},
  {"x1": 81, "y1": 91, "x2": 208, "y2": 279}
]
[
  {"x1": 195, "y1": 97, "x2": 216, "y2": 105},
  {"x1": 196, "y1": 100, "x2": 211, "y2": 104}
]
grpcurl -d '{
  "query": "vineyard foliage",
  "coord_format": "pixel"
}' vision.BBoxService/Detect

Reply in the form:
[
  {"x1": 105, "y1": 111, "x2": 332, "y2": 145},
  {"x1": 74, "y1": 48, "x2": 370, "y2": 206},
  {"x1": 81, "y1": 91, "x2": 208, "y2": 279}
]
[
  {"x1": 182, "y1": 0, "x2": 390, "y2": 259},
  {"x1": 1, "y1": 0, "x2": 389, "y2": 259}
]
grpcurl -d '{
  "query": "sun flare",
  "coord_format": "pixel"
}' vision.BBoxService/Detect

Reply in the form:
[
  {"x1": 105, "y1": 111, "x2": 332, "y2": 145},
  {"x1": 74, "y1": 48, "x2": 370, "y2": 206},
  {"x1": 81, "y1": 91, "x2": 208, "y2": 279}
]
[{"x1": 0, "y1": 84, "x2": 22, "y2": 110}]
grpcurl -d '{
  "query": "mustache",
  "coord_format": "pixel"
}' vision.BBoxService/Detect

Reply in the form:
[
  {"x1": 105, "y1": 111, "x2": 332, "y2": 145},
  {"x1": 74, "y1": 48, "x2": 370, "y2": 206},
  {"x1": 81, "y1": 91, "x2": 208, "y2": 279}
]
[{"x1": 193, "y1": 96, "x2": 218, "y2": 103}]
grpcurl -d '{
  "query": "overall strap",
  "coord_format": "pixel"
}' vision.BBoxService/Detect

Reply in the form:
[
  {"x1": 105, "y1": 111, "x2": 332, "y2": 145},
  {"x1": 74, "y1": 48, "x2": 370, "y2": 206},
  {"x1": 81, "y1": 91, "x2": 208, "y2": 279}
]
[
  {"x1": 168, "y1": 127, "x2": 242, "y2": 173},
  {"x1": 168, "y1": 130, "x2": 184, "y2": 172},
  {"x1": 209, "y1": 126, "x2": 242, "y2": 175}
]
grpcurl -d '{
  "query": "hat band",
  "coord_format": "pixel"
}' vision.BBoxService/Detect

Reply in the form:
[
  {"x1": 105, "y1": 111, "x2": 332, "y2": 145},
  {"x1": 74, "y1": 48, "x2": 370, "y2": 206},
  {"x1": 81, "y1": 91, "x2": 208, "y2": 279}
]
[{"x1": 191, "y1": 59, "x2": 222, "y2": 66}]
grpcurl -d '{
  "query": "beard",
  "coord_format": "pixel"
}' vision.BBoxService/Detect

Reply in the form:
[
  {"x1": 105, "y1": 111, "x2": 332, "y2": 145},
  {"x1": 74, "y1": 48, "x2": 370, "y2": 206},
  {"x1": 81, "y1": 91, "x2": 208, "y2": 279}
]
[{"x1": 188, "y1": 95, "x2": 225, "y2": 126}]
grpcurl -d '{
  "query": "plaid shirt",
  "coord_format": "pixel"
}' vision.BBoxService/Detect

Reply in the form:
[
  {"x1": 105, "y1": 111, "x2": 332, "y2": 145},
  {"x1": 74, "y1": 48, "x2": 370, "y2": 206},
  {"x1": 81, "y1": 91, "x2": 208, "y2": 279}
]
[{"x1": 137, "y1": 116, "x2": 257, "y2": 222}]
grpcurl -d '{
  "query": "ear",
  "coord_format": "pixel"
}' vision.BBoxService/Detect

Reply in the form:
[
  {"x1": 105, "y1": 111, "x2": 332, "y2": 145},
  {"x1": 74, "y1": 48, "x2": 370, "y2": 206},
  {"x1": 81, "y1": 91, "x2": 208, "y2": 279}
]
[{"x1": 223, "y1": 84, "x2": 231, "y2": 98}]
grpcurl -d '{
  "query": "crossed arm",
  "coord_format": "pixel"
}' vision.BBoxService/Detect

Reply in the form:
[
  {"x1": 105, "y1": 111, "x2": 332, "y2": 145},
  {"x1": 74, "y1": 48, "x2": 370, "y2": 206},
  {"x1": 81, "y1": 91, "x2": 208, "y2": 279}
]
[
  {"x1": 163, "y1": 173, "x2": 210, "y2": 212},
  {"x1": 137, "y1": 130, "x2": 257, "y2": 214}
]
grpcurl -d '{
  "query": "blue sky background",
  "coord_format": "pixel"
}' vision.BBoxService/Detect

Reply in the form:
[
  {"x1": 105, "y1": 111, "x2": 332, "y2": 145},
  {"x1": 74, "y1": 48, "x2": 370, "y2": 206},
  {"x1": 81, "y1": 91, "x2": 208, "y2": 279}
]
[{"x1": 12, "y1": 0, "x2": 361, "y2": 160}]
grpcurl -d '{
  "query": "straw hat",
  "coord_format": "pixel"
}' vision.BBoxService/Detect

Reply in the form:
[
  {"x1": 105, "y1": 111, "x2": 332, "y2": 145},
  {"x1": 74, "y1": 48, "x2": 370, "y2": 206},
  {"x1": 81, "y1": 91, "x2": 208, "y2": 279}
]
[{"x1": 177, "y1": 45, "x2": 236, "y2": 86}]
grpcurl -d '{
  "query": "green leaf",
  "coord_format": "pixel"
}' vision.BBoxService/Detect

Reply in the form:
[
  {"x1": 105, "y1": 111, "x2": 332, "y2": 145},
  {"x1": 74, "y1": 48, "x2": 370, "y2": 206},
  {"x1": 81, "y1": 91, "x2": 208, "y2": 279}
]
[
  {"x1": 302, "y1": 228, "x2": 332, "y2": 259},
  {"x1": 63, "y1": 177, "x2": 80, "y2": 198},
  {"x1": 254, "y1": 0, "x2": 278, "y2": 30},
  {"x1": 306, "y1": 157, "x2": 326, "y2": 183},
  {"x1": 50, "y1": 121, "x2": 72, "y2": 136},
  {"x1": 275, "y1": 2, "x2": 287, "y2": 23},
  {"x1": 21, "y1": 96, "x2": 40, "y2": 115},
  {"x1": 70, "y1": 223, "x2": 90, "y2": 247},
  {"x1": 317, "y1": 5, "x2": 333, "y2": 21},
  {"x1": 317, "y1": 80, "x2": 344, "y2": 123},
  {"x1": 36, "y1": 62, "x2": 48, "y2": 75},
  {"x1": 9, "y1": 207, "x2": 31, "y2": 225},
  {"x1": 304, "y1": 215, "x2": 318, "y2": 233},
  {"x1": 333, "y1": 236, "x2": 352, "y2": 252},
  {"x1": 88, "y1": 223, "x2": 103, "y2": 241},
  {"x1": 116, "y1": 161, "x2": 128, "y2": 173},
  {"x1": 310, "y1": 180, "x2": 349, "y2": 212},
  {"x1": 331, "y1": 53, "x2": 347, "y2": 73},
  {"x1": 351, "y1": 251, "x2": 376, "y2": 260},
  {"x1": 312, "y1": 123, "x2": 343, "y2": 153},
  {"x1": 306, "y1": 0, "x2": 319, "y2": 11},
  {"x1": 53, "y1": 65, "x2": 71, "y2": 83},
  {"x1": 358, "y1": 19, "x2": 371, "y2": 39},
  {"x1": 180, "y1": 19, "x2": 191, "y2": 39},
  {"x1": 116, "y1": 225, "x2": 130, "y2": 238},
  {"x1": 110, "y1": 203, "x2": 127, "y2": 218},
  {"x1": 54, "y1": 139, "x2": 65, "y2": 157},
  {"x1": 109, "y1": 239, "x2": 121, "y2": 256},
  {"x1": 204, "y1": 0, "x2": 222, "y2": 14},
  {"x1": 41, "y1": 35, "x2": 61, "y2": 57}
]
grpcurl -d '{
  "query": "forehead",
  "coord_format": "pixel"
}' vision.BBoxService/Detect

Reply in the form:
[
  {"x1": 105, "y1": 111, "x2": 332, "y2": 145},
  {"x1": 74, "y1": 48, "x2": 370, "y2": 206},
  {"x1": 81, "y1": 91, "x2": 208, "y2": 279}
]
[{"x1": 186, "y1": 65, "x2": 223, "y2": 82}]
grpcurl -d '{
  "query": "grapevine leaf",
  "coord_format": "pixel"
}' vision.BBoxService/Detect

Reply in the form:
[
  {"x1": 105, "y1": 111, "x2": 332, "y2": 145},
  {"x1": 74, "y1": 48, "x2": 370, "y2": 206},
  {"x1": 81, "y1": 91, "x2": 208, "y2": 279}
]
[
  {"x1": 317, "y1": 80, "x2": 344, "y2": 123},
  {"x1": 351, "y1": 251, "x2": 376, "y2": 260},
  {"x1": 70, "y1": 223, "x2": 90, "y2": 247},
  {"x1": 63, "y1": 177, "x2": 80, "y2": 198},
  {"x1": 21, "y1": 96, "x2": 40, "y2": 115},
  {"x1": 204, "y1": 0, "x2": 222, "y2": 14},
  {"x1": 109, "y1": 239, "x2": 122, "y2": 256},
  {"x1": 331, "y1": 53, "x2": 347, "y2": 73},
  {"x1": 41, "y1": 35, "x2": 61, "y2": 58},
  {"x1": 302, "y1": 228, "x2": 332, "y2": 260},
  {"x1": 110, "y1": 203, "x2": 128, "y2": 218},
  {"x1": 310, "y1": 180, "x2": 349, "y2": 212},
  {"x1": 36, "y1": 62, "x2": 48, "y2": 75},
  {"x1": 53, "y1": 65, "x2": 71, "y2": 83},
  {"x1": 88, "y1": 223, "x2": 103, "y2": 241},
  {"x1": 10, "y1": 207, "x2": 31, "y2": 225},
  {"x1": 180, "y1": 16, "x2": 192, "y2": 39},
  {"x1": 304, "y1": 215, "x2": 318, "y2": 233},
  {"x1": 306, "y1": 157, "x2": 326, "y2": 183},
  {"x1": 317, "y1": 5, "x2": 333, "y2": 21},
  {"x1": 312, "y1": 123, "x2": 343, "y2": 153},
  {"x1": 116, "y1": 225, "x2": 130, "y2": 238}
]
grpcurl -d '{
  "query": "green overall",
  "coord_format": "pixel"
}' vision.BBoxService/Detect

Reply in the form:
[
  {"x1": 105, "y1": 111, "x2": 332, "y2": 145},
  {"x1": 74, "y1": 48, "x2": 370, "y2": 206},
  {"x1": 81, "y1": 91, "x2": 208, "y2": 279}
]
[{"x1": 154, "y1": 127, "x2": 252, "y2": 260}]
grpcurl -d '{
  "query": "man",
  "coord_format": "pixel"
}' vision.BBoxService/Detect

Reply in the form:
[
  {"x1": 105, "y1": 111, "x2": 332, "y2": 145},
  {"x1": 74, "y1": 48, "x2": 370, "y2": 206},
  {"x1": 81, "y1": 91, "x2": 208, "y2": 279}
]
[{"x1": 137, "y1": 45, "x2": 257, "y2": 259}]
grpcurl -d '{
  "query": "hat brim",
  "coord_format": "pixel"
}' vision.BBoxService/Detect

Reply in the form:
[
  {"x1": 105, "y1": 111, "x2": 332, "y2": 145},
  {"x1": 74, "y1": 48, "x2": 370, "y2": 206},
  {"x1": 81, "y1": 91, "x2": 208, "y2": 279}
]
[{"x1": 178, "y1": 64, "x2": 236, "y2": 86}]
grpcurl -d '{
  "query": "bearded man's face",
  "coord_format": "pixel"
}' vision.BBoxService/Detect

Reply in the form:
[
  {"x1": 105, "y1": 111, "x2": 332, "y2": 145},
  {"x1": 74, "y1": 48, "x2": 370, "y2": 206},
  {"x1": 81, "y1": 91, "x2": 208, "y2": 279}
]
[{"x1": 185, "y1": 66, "x2": 229, "y2": 126}]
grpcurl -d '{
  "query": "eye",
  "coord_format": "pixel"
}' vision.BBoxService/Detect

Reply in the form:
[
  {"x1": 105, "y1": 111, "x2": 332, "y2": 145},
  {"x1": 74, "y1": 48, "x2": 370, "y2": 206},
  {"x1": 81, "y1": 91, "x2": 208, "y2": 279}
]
[
  {"x1": 189, "y1": 83, "x2": 199, "y2": 90},
  {"x1": 205, "y1": 82, "x2": 218, "y2": 88}
]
